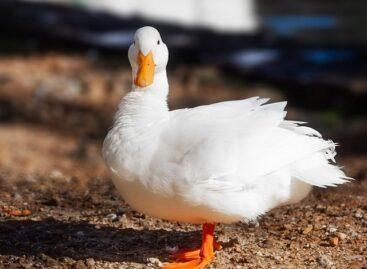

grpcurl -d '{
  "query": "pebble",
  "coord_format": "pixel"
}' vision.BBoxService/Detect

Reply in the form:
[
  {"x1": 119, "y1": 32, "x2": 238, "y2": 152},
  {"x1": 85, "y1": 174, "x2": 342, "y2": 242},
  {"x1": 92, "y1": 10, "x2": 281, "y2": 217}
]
[
  {"x1": 50, "y1": 170, "x2": 63, "y2": 179},
  {"x1": 259, "y1": 239, "x2": 273, "y2": 248},
  {"x1": 248, "y1": 220, "x2": 260, "y2": 228},
  {"x1": 273, "y1": 255, "x2": 281, "y2": 261},
  {"x1": 329, "y1": 237, "x2": 339, "y2": 246},
  {"x1": 327, "y1": 226, "x2": 337, "y2": 233},
  {"x1": 40, "y1": 253, "x2": 57, "y2": 266},
  {"x1": 73, "y1": 260, "x2": 86, "y2": 269},
  {"x1": 85, "y1": 258, "x2": 95, "y2": 268},
  {"x1": 106, "y1": 213, "x2": 118, "y2": 221},
  {"x1": 316, "y1": 255, "x2": 333, "y2": 268},
  {"x1": 147, "y1": 257, "x2": 163, "y2": 267},
  {"x1": 350, "y1": 230, "x2": 359, "y2": 238},
  {"x1": 7, "y1": 209, "x2": 31, "y2": 217},
  {"x1": 283, "y1": 224, "x2": 292, "y2": 230},
  {"x1": 234, "y1": 244, "x2": 242, "y2": 253},
  {"x1": 14, "y1": 193, "x2": 22, "y2": 200},
  {"x1": 303, "y1": 225, "x2": 313, "y2": 234},
  {"x1": 355, "y1": 212, "x2": 363, "y2": 219},
  {"x1": 8, "y1": 209, "x2": 22, "y2": 216},
  {"x1": 337, "y1": 232, "x2": 347, "y2": 240}
]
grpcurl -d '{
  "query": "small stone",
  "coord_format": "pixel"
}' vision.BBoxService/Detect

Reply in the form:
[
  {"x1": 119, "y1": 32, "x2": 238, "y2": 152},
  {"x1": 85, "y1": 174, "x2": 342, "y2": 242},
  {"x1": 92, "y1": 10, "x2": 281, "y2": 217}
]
[
  {"x1": 6, "y1": 208, "x2": 31, "y2": 217},
  {"x1": 355, "y1": 212, "x2": 363, "y2": 219},
  {"x1": 350, "y1": 230, "x2": 359, "y2": 238},
  {"x1": 8, "y1": 209, "x2": 22, "y2": 216},
  {"x1": 106, "y1": 213, "x2": 118, "y2": 221},
  {"x1": 274, "y1": 255, "x2": 281, "y2": 261},
  {"x1": 85, "y1": 258, "x2": 95, "y2": 268},
  {"x1": 40, "y1": 253, "x2": 57, "y2": 266},
  {"x1": 316, "y1": 255, "x2": 333, "y2": 268},
  {"x1": 303, "y1": 225, "x2": 313, "y2": 234},
  {"x1": 329, "y1": 237, "x2": 339, "y2": 246},
  {"x1": 73, "y1": 260, "x2": 86, "y2": 269},
  {"x1": 50, "y1": 170, "x2": 63, "y2": 179},
  {"x1": 234, "y1": 244, "x2": 242, "y2": 253},
  {"x1": 283, "y1": 224, "x2": 292, "y2": 230},
  {"x1": 22, "y1": 209, "x2": 31, "y2": 216},
  {"x1": 259, "y1": 239, "x2": 273, "y2": 248},
  {"x1": 315, "y1": 215, "x2": 323, "y2": 222},
  {"x1": 147, "y1": 257, "x2": 163, "y2": 267},
  {"x1": 327, "y1": 226, "x2": 337, "y2": 233},
  {"x1": 248, "y1": 220, "x2": 260, "y2": 228},
  {"x1": 337, "y1": 232, "x2": 347, "y2": 240}
]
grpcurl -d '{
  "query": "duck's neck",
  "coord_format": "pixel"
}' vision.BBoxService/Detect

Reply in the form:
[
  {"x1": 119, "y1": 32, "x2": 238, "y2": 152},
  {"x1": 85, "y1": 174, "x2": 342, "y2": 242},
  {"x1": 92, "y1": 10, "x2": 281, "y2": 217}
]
[
  {"x1": 113, "y1": 70, "x2": 169, "y2": 139},
  {"x1": 103, "y1": 71, "x2": 169, "y2": 177}
]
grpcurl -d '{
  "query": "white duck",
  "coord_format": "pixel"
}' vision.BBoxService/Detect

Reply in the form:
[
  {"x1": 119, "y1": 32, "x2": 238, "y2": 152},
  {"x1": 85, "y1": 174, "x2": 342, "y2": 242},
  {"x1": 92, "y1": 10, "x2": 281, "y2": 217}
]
[{"x1": 103, "y1": 26, "x2": 349, "y2": 269}]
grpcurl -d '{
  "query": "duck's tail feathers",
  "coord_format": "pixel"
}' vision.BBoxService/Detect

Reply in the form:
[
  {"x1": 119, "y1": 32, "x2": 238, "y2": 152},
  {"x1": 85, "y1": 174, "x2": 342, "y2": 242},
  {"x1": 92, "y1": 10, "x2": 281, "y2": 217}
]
[{"x1": 291, "y1": 144, "x2": 352, "y2": 188}]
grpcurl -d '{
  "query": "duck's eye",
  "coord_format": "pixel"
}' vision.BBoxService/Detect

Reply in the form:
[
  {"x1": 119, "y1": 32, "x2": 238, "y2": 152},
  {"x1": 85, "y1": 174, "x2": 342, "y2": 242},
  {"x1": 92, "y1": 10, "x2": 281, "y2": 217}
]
[{"x1": 157, "y1": 40, "x2": 160, "y2": 45}]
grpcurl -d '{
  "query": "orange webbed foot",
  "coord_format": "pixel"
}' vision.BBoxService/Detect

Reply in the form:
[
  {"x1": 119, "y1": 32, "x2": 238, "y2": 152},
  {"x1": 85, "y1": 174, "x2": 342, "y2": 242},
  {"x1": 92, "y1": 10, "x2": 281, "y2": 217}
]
[
  {"x1": 171, "y1": 248, "x2": 201, "y2": 261},
  {"x1": 162, "y1": 256, "x2": 214, "y2": 269},
  {"x1": 163, "y1": 223, "x2": 218, "y2": 269},
  {"x1": 171, "y1": 241, "x2": 222, "y2": 261}
]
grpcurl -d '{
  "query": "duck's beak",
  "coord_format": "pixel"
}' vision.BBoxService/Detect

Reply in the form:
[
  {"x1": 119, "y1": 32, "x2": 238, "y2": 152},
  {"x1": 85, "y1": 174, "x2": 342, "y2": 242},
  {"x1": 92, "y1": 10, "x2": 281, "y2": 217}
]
[{"x1": 134, "y1": 51, "x2": 155, "y2": 88}]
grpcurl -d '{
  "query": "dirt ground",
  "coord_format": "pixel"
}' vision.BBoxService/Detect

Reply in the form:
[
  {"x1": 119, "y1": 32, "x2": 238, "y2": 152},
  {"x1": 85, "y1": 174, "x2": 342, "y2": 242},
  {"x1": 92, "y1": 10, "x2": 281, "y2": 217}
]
[{"x1": 0, "y1": 54, "x2": 366, "y2": 269}]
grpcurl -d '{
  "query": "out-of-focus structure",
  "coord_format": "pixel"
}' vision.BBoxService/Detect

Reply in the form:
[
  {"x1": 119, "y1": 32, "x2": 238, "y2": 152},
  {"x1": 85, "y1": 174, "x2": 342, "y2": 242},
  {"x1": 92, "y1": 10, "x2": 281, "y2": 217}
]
[
  {"x1": 2, "y1": 0, "x2": 367, "y2": 88},
  {"x1": 22, "y1": 0, "x2": 258, "y2": 33}
]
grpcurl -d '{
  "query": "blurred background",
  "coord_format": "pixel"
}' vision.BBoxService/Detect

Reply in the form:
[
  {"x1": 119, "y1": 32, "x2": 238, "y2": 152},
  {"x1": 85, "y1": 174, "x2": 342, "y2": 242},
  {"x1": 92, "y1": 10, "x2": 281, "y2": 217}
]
[{"x1": 0, "y1": 1, "x2": 366, "y2": 268}]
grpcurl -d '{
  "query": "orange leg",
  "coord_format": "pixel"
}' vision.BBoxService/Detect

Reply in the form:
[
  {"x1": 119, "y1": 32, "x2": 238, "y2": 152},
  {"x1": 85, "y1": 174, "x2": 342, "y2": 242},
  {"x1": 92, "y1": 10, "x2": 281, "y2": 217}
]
[
  {"x1": 171, "y1": 240, "x2": 222, "y2": 261},
  {"x1": 163, "y1": 223, "x2": 218, "y2": 269}
]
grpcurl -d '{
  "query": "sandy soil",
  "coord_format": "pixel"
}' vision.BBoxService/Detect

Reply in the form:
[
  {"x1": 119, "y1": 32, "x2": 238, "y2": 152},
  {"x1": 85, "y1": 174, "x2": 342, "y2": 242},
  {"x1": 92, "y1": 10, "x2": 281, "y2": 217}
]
[{"x1": 0, "y1": 54, "x2": 366, "y2": 269}]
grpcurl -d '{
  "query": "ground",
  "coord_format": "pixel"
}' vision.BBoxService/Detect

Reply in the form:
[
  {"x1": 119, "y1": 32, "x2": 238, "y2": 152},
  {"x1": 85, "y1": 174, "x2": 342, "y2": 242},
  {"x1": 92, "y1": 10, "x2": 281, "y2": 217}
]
[{"x1": 0, "y1": 54, "x2": 366, "y2": 269}]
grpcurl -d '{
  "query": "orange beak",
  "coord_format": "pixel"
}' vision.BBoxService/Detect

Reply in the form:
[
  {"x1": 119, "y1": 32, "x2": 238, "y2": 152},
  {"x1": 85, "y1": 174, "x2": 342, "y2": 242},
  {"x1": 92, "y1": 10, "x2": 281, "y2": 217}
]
[{"x1": 134, "y1": 51, "x2": 155, "y2": 88}]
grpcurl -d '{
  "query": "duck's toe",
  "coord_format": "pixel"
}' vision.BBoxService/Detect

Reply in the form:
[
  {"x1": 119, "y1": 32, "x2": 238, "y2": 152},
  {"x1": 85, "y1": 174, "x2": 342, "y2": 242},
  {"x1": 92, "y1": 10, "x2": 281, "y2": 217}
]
[
  {"x1": 162, "y1": 255, "x2": 214, "y2": 269},
  {"x1": 171, "y1": 241, "x2": 221, "y2": 262},
  {"x1": 171, "y1": 248, "x2": 201, "y2": 261}
]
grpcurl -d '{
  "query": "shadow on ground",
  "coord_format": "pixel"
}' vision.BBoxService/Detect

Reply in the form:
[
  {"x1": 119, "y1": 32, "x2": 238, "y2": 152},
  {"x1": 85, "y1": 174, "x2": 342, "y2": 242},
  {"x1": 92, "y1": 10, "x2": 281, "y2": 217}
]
[{"x1": 0, "y1": 219, "x2": 199, "y2": 264}]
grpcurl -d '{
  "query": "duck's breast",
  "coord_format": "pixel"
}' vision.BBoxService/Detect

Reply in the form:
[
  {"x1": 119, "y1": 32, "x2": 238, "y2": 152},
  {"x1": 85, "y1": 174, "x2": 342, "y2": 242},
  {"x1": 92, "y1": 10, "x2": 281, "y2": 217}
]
[{"x1": 111, "y1": 175, "x2": 242, "y2": 224}]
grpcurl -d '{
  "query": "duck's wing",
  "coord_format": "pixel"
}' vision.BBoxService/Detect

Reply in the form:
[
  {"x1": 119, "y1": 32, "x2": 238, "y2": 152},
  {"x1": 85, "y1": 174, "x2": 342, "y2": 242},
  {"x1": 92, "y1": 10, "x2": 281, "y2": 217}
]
[
  {"x1": 167, "y1": 96, "x2": 284, "y2": 138},
  {"x1": 156, "y1": 96, "x2": 347, "y2": 192},
  {"x1": 156, "y1": 97, "x2": 286, "y2": 188}
]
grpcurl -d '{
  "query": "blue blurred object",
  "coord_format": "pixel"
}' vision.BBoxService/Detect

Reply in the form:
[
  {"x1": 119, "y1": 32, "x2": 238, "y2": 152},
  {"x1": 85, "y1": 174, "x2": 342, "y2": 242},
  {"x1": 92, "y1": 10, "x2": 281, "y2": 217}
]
[
  {"x1": 229, "y1": 49, "x2": 279, "y2": 68},
  {"x1": 302, "y1": 50, "x2": 353, "y2": 64},
  {"x1": 264, "y1": 15, "x2": 337, "y2": 37}
]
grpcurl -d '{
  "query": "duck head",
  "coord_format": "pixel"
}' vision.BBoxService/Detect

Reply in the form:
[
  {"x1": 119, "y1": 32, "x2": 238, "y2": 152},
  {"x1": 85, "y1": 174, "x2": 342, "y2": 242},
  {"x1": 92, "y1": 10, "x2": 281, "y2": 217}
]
[{"x1": 128, "y1": 26, "x2": 169, "y2": 89}]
